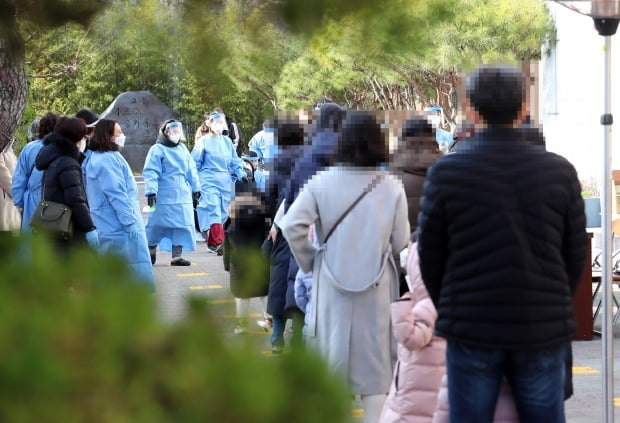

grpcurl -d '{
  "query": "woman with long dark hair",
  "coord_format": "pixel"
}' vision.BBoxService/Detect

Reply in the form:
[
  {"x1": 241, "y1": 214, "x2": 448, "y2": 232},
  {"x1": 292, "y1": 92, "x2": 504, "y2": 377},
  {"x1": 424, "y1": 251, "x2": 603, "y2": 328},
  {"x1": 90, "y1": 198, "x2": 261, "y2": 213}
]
[{"x1": 83, "y1": 119, "x2": 154, "y2": 290}]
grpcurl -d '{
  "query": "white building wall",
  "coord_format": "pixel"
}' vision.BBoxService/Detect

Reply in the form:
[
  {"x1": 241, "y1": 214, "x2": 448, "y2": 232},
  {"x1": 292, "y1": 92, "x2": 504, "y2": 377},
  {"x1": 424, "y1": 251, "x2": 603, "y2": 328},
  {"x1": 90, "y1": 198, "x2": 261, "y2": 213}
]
[{"x1": 540, "y1": 1, "x2": 620, "y2": 187}]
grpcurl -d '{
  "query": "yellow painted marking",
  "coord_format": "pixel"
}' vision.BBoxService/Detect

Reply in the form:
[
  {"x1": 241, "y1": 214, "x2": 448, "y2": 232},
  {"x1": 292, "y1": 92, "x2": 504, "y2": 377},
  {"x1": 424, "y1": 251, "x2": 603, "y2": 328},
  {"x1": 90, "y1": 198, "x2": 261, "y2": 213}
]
[
  {"x1": 352, "y1": 408, "x2": 364, "y2": 419},
  {"x1": 261, "y1": 350, "x2": 274, "y2": 357},
  {"x1": 177, "y1": 272, "x2": 207, "y2": 277},
  {"x1": 247, "y1": 330, "x2": 270, "y2": 336},
  {"x1": 207, "y1": 284, "x2": 223, "y2": 289},
  {"x1": 573, "y1": 366, "x2": 600, "y2": 374},
  {"x1": 614, "y1": 398, "x2": 620, "y2": 407},
  {"x1": 208, "y1": 299, "x2": 235, "y2": 305},
  {"x1": 189, "y1": 285, "x2": 207, "y2": 291}
]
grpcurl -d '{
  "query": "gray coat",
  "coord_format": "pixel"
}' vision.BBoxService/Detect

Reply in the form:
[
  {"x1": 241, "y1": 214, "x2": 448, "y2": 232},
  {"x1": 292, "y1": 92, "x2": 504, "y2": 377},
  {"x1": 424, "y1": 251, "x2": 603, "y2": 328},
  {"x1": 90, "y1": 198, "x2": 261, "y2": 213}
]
[{"x1": 280, "y1": 166, "x2": 410, "y2": 395}]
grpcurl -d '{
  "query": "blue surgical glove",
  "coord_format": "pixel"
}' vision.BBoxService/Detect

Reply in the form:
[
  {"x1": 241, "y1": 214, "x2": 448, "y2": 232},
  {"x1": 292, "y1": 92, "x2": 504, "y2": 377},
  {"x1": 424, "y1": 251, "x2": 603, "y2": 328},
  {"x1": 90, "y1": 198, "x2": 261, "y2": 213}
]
[
  {"x1": 126, "y1": 222, "x2": 141, "y2": 241},
  {"x1": 85, "y1": 229, "x2": 100, "y2": 250}
]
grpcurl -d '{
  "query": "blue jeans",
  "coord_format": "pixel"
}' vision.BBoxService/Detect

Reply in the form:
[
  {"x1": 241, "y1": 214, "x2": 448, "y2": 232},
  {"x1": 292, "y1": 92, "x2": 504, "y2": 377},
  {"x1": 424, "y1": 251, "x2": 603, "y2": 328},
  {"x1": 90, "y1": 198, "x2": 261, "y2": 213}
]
[
  {"x1": 271, "y1": 314, "x2": 286, "y2": 348},
  {"x1": 446, "y1": 340, "x2": 566, "y2": 423}
]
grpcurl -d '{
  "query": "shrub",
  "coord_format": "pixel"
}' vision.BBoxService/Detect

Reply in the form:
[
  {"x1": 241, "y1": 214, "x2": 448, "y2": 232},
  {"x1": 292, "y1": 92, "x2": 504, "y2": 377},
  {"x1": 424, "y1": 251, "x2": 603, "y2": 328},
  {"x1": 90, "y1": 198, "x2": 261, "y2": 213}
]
[{"x1": 0, "y1": 235, "x2": 349, "y2": 422}]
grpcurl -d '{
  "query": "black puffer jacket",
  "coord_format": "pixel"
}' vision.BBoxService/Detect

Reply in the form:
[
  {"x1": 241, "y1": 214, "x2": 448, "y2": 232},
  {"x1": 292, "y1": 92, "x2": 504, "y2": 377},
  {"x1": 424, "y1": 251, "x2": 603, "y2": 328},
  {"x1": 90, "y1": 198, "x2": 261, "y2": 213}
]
[
  {"x1": 417, "y1": 126, "x2": 587, "y2": 350},
  {"x1": 35, "y1": 133, "x2": 95, "y2": 234}
]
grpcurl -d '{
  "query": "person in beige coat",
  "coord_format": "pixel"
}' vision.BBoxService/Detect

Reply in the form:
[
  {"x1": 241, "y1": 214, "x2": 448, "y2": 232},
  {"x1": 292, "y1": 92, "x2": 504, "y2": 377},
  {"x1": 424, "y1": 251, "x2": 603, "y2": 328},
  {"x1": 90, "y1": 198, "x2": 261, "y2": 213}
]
[
  {"x1": 281, "y1": 112, "x2": 410, "y2": 423},
  {"x1": 0, "y1": 141, "x2": 22, "y2": 233}
]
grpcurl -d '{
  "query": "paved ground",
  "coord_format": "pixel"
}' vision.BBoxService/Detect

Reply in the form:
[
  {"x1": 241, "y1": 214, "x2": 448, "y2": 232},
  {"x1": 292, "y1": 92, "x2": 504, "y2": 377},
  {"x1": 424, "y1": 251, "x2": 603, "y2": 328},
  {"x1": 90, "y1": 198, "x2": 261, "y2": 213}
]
[
  {"x1": 139, "y1": 179, "x2": 620, "y2": 421},
  {"x1": 150, "y1": 241, "x2": 620, "y2": 421}
]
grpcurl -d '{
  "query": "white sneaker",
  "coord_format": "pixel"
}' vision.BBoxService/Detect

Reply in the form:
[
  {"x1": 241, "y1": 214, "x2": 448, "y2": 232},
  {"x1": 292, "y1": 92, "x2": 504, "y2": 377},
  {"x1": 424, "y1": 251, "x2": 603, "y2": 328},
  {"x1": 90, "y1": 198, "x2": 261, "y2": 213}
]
[
  {"x1": 233, "y1": 325, "x2": 247, "y2": 335},
  {"x1": 256, "y1": 318, "x2": 273, "y2": 332}
]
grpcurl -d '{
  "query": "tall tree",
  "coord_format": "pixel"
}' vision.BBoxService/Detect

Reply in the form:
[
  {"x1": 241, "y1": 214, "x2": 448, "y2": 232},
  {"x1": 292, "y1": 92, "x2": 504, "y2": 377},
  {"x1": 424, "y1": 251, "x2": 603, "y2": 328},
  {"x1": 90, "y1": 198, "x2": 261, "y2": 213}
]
[{"x1": 0, "y1": 0, "x2": 109, "y2": 150}]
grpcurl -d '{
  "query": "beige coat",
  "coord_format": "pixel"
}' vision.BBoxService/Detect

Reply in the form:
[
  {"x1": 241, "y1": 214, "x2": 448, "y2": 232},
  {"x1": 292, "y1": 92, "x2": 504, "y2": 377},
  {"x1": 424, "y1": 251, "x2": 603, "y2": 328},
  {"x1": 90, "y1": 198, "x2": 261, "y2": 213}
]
[
  {"x1": 281, "y1": 166, "x2": 410, "y2": 395},
  {"x1": 0, "y1": 147, "x2": 22, "y2": 232}
]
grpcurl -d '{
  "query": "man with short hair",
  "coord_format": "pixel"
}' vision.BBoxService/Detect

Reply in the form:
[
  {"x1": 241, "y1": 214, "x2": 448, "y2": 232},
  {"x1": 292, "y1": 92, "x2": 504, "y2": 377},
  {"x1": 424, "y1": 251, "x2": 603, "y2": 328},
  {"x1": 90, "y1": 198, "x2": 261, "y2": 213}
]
[{"x1": 417, "y1": 65, "x2": 587, "y2": 422}]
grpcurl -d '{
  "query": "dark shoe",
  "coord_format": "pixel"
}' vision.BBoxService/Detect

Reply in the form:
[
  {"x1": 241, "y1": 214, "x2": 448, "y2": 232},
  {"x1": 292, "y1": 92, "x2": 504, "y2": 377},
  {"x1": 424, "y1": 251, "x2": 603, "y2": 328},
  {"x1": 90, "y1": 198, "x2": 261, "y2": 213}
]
[
  {"x1": 170, "y1": 257, "x2": 191, "y2": 266},
  {"x1": 149, "y1": 246, "x2": 157, "y2": 265}
]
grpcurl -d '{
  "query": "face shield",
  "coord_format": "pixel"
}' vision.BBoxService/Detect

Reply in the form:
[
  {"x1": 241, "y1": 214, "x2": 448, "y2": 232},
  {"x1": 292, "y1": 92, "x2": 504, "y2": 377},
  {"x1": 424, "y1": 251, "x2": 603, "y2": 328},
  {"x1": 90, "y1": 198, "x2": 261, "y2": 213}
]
[
  {"x1": 165, "y1": 121, "x2": 185, "y2": 144},
  {"x1": 425, "y1": 106, "x2": 443, "y2": 128},
  {"x1": 209, "y1": 112, "x2": 227, "y2": 135}
]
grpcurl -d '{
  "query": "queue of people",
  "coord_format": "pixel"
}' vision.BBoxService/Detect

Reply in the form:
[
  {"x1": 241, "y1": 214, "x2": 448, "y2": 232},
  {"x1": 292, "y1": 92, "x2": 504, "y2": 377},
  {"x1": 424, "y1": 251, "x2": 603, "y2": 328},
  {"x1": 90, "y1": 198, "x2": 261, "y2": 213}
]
[{"x1": 5, "y1": 64, "x2": 586, "y2": 423}]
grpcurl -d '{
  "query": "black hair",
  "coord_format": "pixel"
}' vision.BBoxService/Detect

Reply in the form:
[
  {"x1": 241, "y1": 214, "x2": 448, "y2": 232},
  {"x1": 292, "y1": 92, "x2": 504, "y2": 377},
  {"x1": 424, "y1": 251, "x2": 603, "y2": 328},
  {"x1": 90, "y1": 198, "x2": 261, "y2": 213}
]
[
  {"x1": 89, "y1": 119, "x2": 120, "y2": 152},
  {"x1": 401, "y1": 118, "x2": 435, "y2": 138},
  {"x1": 337, "y1": 111, "x2": 387, "y2": 167},
  {"x1": 275, "y1": 122, "x2": 304, "y2": 147},
  {"x1": 75, "y1": 109, "x2": 98, "y2": 125},
  {"x1": 54, "y1": 116, "x2": 87, "y2": 143},
  {"x1": 465, "y1": 65, "x2": 525, "y2": 125}
]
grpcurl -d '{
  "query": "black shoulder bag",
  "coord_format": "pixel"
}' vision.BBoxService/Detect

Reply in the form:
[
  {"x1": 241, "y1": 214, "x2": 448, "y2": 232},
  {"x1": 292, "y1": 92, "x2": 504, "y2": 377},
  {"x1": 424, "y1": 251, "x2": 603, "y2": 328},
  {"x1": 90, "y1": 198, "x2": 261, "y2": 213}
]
[{"x1": 29, "y1": 165, "x2": 74, "y2": 240}]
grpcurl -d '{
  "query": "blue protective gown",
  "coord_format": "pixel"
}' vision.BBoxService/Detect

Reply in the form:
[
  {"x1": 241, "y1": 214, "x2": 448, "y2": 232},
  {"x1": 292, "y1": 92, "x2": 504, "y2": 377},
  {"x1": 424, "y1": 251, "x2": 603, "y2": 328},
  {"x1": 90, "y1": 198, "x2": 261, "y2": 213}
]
[
  {"x1": 12, "y1": 139, "x2": 44, "y2": 231},
  {"x1": 436, "y1": 129, "x2": 454, "y2": 152},
  {"x1": 143, "y1": 142, "x2": 200, "y2": 252},
  {"x1": 192, "y1": 134, "x2": 245, "y2": 231},
  {"x1": 254, "y1": 167, "x2": 266, "y2": 192},
  {"x1": 248, "y1": 129, "x2": 276, "y2": 165},
  {"x1": 83, "y1": 151, "x2": 155, "y2": 290}
]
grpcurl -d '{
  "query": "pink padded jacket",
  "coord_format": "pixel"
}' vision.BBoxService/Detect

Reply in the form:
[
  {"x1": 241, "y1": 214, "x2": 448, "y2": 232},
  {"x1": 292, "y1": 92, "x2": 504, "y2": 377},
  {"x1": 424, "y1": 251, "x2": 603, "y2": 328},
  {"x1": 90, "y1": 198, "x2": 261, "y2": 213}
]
[{"x1": 379, "y1": 245, "x2": 446, "y2": 423}]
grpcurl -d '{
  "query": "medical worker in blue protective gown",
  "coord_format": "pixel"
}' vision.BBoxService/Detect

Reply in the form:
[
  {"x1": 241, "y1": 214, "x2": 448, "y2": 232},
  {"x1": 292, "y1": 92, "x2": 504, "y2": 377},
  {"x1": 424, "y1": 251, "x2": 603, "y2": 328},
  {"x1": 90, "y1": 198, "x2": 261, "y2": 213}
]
[
  {"x1": 192, "y1": 111, "x2": 246, "y2": 254},
  {"x1": 82, "y1": 119, "x2": 155, "y2": 290},
  {"x1": 12, "y1": 112, "x2": 58, "y2": 231},
  {"x1": 143, "y1": 120, "x2": 201, "y2": 266},
  {"x1": 247, "y1": 118, "x2": 276, "y2": 168}
]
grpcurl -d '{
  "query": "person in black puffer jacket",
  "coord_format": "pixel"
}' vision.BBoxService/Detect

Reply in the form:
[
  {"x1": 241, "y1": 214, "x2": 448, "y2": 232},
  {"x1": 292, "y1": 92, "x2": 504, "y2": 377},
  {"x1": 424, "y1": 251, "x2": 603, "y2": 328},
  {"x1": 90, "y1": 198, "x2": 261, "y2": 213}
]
[
  {"x1": 417, "y1": 65, "x2": 587, "y2": 422},
  {"x1": 35, "y1": 116, "x2": 99, "y2": 249}
]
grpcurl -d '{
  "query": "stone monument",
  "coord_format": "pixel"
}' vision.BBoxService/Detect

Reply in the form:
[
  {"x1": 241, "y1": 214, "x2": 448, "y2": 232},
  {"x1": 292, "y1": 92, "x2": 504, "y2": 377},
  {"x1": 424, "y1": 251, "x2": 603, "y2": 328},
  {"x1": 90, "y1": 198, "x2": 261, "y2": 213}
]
[{"x1": 99, "y1": 91, "x2": 176, "y2": 172}]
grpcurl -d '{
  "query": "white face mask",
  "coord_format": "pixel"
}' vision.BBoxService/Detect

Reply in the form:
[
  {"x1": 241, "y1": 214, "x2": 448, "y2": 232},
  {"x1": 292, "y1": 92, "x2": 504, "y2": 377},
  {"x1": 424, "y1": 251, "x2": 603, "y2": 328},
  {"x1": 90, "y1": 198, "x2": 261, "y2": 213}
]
[
  {"x1": 114, "y1": 133, "x2": 126, "y2": 148},
  {"x1": 212, "y1": 122, "x2": 226, "y2": 135},
  {"x1": 168, "y1": 133, "x2": 181, "y2": 144},
  {"x1": 429, "y1": 115, "x2": 441, "y2": 128},
  {"x1": 77, "y1": 138, "x2": 86, "y2": 153}
]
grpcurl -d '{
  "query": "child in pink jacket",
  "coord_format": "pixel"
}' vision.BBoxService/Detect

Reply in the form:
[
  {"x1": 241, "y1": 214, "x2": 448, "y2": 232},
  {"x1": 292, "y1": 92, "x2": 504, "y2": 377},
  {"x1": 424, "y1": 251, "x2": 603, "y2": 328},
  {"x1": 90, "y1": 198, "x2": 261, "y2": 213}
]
[
  {"x1": 380, "y1": 243, "x2": 518, "y2": 423},
  {"x1": 379, "y1": 244, "x2": 446, "y2": 423}
]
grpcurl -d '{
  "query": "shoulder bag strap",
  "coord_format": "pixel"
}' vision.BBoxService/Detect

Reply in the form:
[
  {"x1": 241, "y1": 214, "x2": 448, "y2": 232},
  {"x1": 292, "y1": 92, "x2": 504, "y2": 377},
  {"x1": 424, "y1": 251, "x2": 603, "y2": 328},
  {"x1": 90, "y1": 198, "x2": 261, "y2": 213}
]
[{"x1": 323, "y1": 173, "x2": 384, "y2": 244}]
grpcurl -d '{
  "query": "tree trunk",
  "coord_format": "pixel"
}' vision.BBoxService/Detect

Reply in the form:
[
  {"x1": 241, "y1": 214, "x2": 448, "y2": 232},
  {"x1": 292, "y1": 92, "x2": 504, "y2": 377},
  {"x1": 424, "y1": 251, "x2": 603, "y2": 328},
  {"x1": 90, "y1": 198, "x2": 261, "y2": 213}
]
[{"x1": 0, "y1": 48, "x2": 28, "y2": 151}]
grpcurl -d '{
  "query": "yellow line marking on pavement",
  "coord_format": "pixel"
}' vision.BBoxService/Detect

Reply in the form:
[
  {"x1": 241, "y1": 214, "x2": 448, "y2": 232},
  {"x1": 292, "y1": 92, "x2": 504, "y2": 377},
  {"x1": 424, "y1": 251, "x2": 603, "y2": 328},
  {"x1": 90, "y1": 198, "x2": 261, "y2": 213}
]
[
  {"x1": 188, "y1": 285, "x2": 223, "y2": 291},
  {"x1": 261, "y1": 350, "x2": 275, "y2": 357},
  {"x1": 352, "y1": 409, "x2": 364, "y2": 419},
  {"x1": 573, "y1": 366, "x2": 600, "y2": 374},
  {"x1": 189, "y1": 285, "x2": 207, "y2": 290},
  {"x1": 178, "y1": 272, "x2": 207, "y2": 277},
  {"x1": 614, "y1": 398, "x2": 620, "y2": 407},
  {"x1": 247, "y1": 330, "x2": 270, "y2": 336},
  {"x1": 208, "y1": 299, "x2": 235, "y2": 305}
]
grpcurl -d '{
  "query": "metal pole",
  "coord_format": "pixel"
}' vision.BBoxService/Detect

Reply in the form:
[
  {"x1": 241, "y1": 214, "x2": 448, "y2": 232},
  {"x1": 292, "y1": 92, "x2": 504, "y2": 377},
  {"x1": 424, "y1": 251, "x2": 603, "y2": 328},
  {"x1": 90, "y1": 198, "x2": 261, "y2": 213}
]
[{"x1": 601, "y1": 34, "x2": 615, "y2": 423}]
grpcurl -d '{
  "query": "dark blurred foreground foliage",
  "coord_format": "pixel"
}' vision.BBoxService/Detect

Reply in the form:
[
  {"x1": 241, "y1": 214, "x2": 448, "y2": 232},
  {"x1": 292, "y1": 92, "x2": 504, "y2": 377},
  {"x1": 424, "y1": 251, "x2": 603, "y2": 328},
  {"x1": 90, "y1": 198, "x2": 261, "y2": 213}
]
[{"x1": 0, "y1": 235, "x2": 350, "y2": 422}]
